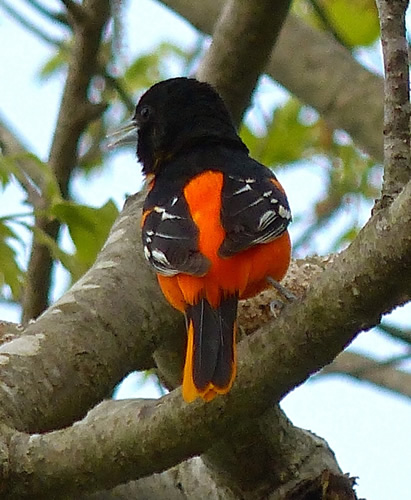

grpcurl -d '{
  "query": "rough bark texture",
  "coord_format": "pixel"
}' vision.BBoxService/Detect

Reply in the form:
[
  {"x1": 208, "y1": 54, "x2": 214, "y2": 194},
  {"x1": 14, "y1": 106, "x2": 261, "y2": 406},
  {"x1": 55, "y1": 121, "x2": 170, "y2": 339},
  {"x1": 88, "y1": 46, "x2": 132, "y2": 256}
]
[
  {"x1": 375, "y1": 0, "x2": 410, "y2": 208},
  {"x1": 0, "y1": 193, "x2": 180, "y2": 434}
]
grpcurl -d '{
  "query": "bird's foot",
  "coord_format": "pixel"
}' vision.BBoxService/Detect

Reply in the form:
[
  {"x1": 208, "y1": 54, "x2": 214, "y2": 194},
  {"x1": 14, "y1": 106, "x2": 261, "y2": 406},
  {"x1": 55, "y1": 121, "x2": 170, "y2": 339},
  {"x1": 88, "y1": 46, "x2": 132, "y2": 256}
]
[{"x1": 267, "y1": 277, "x2": 297, "y2": 314}]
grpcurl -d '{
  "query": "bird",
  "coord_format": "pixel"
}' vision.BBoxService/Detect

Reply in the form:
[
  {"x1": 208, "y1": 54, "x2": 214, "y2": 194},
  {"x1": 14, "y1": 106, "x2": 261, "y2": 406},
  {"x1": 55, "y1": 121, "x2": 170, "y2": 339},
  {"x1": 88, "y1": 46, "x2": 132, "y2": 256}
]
[{"x1": 118, "y1": 77, "x2": 292, "y2": 402}]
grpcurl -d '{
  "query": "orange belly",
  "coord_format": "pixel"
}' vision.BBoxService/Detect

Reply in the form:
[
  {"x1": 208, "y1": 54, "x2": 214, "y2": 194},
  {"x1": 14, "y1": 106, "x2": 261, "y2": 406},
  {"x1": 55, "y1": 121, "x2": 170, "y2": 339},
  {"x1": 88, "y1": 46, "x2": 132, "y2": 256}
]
[{"x1": 157, "y1": 170, "x2": 291, "y2": 311}]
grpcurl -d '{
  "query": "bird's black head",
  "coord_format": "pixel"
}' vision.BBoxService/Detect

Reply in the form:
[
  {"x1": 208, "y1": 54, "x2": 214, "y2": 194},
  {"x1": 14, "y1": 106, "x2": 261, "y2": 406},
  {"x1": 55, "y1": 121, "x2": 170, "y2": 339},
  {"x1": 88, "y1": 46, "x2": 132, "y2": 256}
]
[{"x1": 133, "y1": 77, "x2": 248, "y2": 175}]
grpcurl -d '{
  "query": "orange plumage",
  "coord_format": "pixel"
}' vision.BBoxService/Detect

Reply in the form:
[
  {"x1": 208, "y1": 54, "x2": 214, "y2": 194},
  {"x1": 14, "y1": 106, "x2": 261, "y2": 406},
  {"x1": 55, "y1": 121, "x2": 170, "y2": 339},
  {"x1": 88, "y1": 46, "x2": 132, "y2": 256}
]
[
  {"x1": 127, "y1": 77, "x2": 291, "y2": 402},
  {"x1": 157, "y1": 171, "x2": 291, "y2": 402}
]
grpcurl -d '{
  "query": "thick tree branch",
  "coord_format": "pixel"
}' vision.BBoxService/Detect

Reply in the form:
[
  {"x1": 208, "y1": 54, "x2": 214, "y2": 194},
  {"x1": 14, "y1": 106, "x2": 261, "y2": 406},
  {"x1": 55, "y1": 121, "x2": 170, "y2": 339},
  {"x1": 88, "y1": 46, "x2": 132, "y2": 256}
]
[
  {"x1": 0, "y1": 321, "x2": 344, "y2": 498},
  {"x1": 161, "y1": 0, "x2": 383, "y2": 161},
  {"x1": 6, "y1": 403, "x2": 342, "y2": 499},
  {"x1": 0, "y1": 199, "x2": 325, "y2": 435},
  {"x1": 1, "y1": 4, "x2": 408, "y2": 497},
  {"x1": 322, "y1": 351, "x2": 411, "y2": 400},
  {"x1": 197, "y1": 0, "x2": 292, "y2": 125},
  {"x1": 201, "y1": 406, "x2": 342, "y2": 499},
  {"x1": 21, "y1": 0, "x2": 110, "y2": 322},
  {"x1": 83, "y1": 458, "x2": 353, "y2": 500},
  {"x1": 0, "y1": 176, "x2": 410, "y2": 496},
  {"x1": 0, "y1": 193, "x2": 180, "y2": 433},
  {"x1": 375, "y1": 0, "x2": 410, "y2": 208},
  {"x1": 0, "y1": 321, "x2": 22, "y2": 346}
]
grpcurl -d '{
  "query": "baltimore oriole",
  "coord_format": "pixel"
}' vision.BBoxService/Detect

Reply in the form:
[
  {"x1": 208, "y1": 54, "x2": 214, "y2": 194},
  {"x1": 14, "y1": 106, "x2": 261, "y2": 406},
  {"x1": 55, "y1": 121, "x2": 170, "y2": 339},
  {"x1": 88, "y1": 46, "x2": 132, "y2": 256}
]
[{"x1": 118, "y1": 78, "x2": 291, "y2": 402}]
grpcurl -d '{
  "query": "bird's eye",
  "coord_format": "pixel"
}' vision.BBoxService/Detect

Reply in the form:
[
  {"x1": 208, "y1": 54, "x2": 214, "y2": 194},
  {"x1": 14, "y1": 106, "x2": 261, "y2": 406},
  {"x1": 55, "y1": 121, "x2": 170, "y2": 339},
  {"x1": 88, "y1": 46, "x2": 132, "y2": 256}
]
[{"x1": 139, "y1": 105, "x2": 152, "y2": 121}]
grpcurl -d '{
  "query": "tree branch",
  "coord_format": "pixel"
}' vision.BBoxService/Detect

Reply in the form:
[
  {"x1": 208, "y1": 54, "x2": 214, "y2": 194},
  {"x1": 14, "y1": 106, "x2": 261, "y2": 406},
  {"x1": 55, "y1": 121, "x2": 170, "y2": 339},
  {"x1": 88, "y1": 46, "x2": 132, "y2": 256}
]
[
  {"x1": 21, "y1": 0, "x2": 110, "y2": 322},
  {"x1": 1, "y1": 3, "x2": 409, "y2": 497},
  {"x1": 24, "y1": 0, "x2": 68, "y2": 26},
  {"x1": 161, "y1": 0, "x2": 384, "y2": 161},
  {"x1": 0, "y1": 321, "x2": 23, "y2": 346},
  {"x1": 59, "y1": 0, "x2": 88, "y2": 25},
  {"x1": 378, "y1": 321, "x2": 411, "y2": 346},
  {"x1": 375, "y1": 0, "x2": 410, "y2": 209},
  {"x1": 0, "y1": 0, "x2": 64, "y2": 46},
  {"x1": 0, "y1": 175, "x2": 410, "y2": 496},
  {"x1": 5, "y1": 403, "x2": 343, "y2": 499},
  {"x1": 322, "y1": 351, "x2": 411, "y2": 399},
  {"x1": 0, "y1": 193, "x2": 180, "y2": 433},
  {"x1": 196, "y1": 0, "x2": 292, "y2": 125}
]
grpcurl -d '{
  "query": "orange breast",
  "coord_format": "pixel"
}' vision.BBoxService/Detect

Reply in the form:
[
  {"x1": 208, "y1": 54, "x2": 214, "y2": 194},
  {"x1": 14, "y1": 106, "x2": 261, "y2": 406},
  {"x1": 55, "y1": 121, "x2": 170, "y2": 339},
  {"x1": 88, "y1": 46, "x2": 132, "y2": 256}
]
[{"x1": 157, "y1": 170, "x2": 291, "y2": 310}]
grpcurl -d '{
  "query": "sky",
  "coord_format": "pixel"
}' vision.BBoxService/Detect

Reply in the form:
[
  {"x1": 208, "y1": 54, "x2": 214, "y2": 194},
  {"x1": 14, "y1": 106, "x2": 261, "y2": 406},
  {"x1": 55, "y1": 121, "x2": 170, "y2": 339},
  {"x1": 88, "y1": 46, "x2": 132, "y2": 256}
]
[{"x1": 1, "y1": 1, "x2": 411, "y2": 498}]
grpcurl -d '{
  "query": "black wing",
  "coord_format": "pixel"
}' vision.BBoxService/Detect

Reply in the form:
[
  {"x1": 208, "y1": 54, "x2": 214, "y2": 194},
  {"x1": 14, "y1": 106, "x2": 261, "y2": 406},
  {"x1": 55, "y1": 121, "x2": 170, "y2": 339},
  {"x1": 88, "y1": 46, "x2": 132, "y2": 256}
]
[
  {"x1": 218, "y1": 172, "x2": 291, "y2": 258},
  {"x1": 142, "y1": 193, "x2": 210, "y2": 276}
]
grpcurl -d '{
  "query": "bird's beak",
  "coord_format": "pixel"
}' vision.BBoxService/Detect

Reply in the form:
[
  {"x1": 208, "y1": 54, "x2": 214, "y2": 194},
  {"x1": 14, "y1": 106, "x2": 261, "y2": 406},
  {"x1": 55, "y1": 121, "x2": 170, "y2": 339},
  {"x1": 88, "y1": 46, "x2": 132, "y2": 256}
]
[{"x1": 106, "y1": 118, "x2": 138, "y2": 150}]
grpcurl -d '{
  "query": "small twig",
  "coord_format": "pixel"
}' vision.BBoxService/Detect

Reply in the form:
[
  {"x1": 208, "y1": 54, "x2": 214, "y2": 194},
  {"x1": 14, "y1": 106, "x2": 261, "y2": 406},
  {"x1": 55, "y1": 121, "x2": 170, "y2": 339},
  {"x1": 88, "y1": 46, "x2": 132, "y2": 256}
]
[
  {"x1": 0, "y1": 0, "x2": 64, "y2": 47},
  {"x1": 377, "y1": 321, "x2": 411, "y2": 346},
  {"x1": 0, "y1": 115, "x2": 52, "y2": 195},
  {"x1": 24, "y1": 0, "x2": 68, "y2": 26},
  {"x1": 12, "y1": 169, "x2": 43, "y2": 209},
  {"x1": 374, "y1": 0, "x2": 410, "y2": 210},
  {"x1": 0, "y1": 213, "x2": 33, "y2": 222},
  {"x1": 321, "y1": 350, "x2": 411, "y2": 400},
  {"x1": 3, "y1": 1, "x2": 133, "y2": 113},
  {"x1": 375, "y1": 351, "x2": 411, "y2": 369},
  {"x1": 102, "y1": 71, "x2": 135, "y2": 113}
]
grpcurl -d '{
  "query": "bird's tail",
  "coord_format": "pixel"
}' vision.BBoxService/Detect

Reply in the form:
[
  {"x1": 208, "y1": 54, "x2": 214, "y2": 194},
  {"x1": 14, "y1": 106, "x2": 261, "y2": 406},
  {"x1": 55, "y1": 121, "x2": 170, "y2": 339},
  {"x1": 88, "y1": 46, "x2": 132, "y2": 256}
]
[{"x1": 182, "y1": 294, "x2": 238, "y2": 403}]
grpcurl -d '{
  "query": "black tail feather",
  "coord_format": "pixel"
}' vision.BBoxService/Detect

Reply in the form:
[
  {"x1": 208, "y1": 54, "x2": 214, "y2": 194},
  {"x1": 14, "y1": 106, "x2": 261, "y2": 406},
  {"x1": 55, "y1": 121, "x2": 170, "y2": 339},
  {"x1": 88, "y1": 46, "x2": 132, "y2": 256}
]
[{"x1": 186, "y1": 294, "x2": 238, "y2": 392}]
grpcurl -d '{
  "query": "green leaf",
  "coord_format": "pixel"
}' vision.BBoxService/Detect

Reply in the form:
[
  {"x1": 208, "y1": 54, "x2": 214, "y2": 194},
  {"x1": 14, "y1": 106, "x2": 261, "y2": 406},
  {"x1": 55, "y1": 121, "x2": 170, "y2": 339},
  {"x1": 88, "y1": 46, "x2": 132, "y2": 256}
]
[
  {"x1": 0, "y1": 222, "x2": 24, "y2": 300},
  {"x1": 0, "y1": 152, "x2": 61, "y2": 205},
  {"x1": 38, "y1": 45, "x2": 69, "y2": 81},
  {"x1": 241, "y1": 99, "x2": 320, "y2": 167},
  {"x1": 51, "y1": 200, "x2": 119, "y2": 270},
  {"x1": 323, "y1": 0, "x2": 379, "y2": 47},
  {"x1": 31, "y1": 225, "x2": 79, "y2": 279},
  {"x1": 293, "y1": 0, "x2": 379, "y2": 48},
  {"x1": 124, "y1": 42, "x2": 188, "y2": 93},
  {"x1": 0, "y1": 156, "x2": 11, "y2": 188}
]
